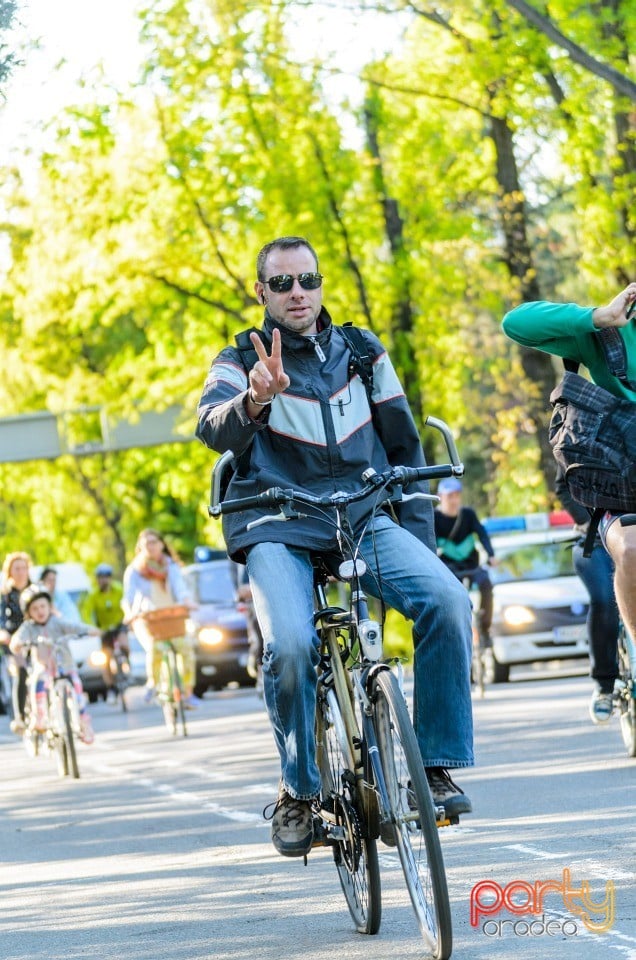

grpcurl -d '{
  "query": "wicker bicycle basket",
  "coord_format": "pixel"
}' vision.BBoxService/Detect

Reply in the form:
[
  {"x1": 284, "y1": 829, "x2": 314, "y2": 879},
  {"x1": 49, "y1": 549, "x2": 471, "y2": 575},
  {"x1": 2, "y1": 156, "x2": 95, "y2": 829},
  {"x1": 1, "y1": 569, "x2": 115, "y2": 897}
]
[{"x1": 133, "y1": 605, "x2": 189, "y2": 643}]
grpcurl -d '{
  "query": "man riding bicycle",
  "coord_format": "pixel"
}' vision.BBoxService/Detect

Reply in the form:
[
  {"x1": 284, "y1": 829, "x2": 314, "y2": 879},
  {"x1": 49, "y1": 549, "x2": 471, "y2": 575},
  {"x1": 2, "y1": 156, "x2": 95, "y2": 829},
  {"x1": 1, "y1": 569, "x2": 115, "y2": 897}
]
[
  {"x1": 196, "y1": 235, "x2": 474, "y2": 859},
  {"x1": 434, "y1": 477, "x2": 498, "y2": 644}
]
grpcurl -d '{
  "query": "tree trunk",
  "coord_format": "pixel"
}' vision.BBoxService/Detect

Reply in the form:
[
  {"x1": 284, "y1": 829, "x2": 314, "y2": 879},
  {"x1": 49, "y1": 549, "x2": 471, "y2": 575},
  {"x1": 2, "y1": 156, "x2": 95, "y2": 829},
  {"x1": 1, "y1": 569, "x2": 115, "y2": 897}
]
[
  {"x1": 363, "y1": 95, "x2": 424, "y2": 427},
  {"x1": 489, "y1": 109, "x2": 558, "y2": 496}
]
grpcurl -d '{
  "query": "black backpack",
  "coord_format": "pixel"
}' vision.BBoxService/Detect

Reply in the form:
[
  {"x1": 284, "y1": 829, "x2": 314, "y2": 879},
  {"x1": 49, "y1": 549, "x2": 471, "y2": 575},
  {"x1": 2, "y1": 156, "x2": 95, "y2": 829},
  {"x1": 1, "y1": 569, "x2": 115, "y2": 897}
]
[{"x1": 548, "y1": 327, "x2": 636, "y2": 549}]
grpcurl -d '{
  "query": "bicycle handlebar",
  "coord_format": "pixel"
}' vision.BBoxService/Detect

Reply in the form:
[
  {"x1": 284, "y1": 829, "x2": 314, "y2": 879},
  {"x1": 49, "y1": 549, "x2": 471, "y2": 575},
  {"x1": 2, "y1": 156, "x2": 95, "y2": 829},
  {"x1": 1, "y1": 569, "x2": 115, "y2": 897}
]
[{"x1": 208, "y1": 416, "x2": 464, "y2": 518}]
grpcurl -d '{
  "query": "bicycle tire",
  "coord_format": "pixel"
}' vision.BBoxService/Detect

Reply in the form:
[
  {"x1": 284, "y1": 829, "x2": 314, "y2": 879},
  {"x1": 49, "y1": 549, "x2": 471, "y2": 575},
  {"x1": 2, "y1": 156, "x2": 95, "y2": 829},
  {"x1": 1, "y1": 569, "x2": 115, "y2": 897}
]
[
  {"x1": 317, "y1": 687, "x2": 381, "y2": 935},
  {"x1": 171, "y1": 647, "x2": 188, "y2": 737},
  {"x1": 619, "y1": 697, "x2": 636, "y2": 757},
  {"x1": 60, "y1": 682, "x2": 79, "y2": 779},
  {"x1": 371, "y1": 669, "x2": 452, "y2": 959},
  {"x1": 471, "y1": 625, "x2": 485, "y2": 699},
  {"x1": 617, "y1": 637, "x2": 636, "y2": 757},
  {"x1": 50, "y1": 687, "x2": 68, "y2": 777},
  {"x1": 159, "y1": 656, "x2": 178, "y2": 735},
  {"x1": 117, "y1": 670, "x2": 129, "y2": 713}
]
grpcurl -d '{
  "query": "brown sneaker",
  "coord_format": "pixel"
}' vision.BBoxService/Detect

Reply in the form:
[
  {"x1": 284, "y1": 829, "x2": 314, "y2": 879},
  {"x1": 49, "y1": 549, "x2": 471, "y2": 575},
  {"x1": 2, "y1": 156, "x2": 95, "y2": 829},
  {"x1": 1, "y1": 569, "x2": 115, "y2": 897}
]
[
  {"x1": 266, "y1": 786, "x2": 314, "y2": 858},
  {"x1": 426, "y1": 767, "x2": 472, "y2": 818}
]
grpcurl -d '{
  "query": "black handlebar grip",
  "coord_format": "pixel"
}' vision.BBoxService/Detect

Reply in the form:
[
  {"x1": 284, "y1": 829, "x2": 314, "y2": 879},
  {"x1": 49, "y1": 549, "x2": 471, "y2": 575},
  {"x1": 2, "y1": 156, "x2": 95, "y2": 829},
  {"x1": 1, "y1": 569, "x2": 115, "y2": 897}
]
[{"x1": 210, "y1": 487, "x2": 287, "y2": 516}]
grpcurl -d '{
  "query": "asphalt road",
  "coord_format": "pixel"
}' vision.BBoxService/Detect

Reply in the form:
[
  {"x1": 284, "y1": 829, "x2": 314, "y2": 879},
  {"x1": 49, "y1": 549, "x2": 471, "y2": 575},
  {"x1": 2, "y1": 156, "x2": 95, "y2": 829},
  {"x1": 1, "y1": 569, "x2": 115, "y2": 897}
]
[{"x1": 0, "y1": 668, "x2": 634, "y2": 960}]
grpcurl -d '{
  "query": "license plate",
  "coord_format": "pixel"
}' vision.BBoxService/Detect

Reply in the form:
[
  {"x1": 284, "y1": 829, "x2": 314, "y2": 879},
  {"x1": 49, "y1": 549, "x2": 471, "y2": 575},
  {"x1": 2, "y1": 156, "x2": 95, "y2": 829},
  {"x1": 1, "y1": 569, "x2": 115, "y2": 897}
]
[
  {"x1": 201, "y1": 665, "x2": 218, "y2": 676},
  {"x1": 552, "y1": 624, "x2": 587, "y2": 643},
  {"x1": 238, "y1": 653, "x2": 249, "y2": 667}
]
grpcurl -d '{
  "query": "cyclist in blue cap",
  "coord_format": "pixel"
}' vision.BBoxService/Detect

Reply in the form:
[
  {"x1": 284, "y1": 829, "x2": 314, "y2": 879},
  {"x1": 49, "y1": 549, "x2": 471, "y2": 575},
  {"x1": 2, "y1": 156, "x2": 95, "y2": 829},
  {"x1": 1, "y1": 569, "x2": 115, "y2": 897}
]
[{"x1": 434, "y1": 478, "x2": 498, "y2": 643}]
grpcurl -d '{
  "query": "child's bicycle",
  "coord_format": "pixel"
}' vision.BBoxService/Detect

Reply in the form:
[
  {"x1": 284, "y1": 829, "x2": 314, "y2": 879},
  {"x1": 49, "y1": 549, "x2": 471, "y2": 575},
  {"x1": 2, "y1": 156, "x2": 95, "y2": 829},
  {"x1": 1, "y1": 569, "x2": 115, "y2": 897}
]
[
  {"x1": 23, "y1": 639, "x2": 82, "y2": 779},
  {"x1": 209, "y1": 416, "x2": 465, "y2": 959}
]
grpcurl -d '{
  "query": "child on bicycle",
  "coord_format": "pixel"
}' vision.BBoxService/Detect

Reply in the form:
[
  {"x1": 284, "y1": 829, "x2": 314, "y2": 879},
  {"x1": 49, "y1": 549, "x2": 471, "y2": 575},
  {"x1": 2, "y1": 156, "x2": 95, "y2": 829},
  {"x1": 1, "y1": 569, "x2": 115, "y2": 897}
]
[{"x1": 9, "y1": 584, "x2": 101, "y2": 743}]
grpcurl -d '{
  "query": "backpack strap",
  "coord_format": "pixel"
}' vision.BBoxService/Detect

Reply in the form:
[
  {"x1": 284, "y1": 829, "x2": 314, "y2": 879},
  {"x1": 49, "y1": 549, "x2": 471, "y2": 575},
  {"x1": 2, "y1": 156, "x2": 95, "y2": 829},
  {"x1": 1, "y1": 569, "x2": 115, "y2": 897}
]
[
  {"x1": 234, "y1": 328, "x2": 262, "y2": 376},
  {"x1": 582, "y1": 508, "x2": 604, "y2": 558},
  {"x1": 447, "y1": 507, "x2": 464, "y2": 542},
  {"x1": 595, "y1": 327, "x2": 636, "y2": 392},
  {"x1": 339, "y1": 323, "x2": 375, "y2": 406}
]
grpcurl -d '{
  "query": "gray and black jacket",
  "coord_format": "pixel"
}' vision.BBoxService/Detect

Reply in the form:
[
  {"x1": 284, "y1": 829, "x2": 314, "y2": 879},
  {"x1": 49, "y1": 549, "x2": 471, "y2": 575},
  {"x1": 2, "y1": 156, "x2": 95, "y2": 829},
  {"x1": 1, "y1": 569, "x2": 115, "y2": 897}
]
[{"x1": 196, "y1": 307, "x2": 436, "y2": 562}]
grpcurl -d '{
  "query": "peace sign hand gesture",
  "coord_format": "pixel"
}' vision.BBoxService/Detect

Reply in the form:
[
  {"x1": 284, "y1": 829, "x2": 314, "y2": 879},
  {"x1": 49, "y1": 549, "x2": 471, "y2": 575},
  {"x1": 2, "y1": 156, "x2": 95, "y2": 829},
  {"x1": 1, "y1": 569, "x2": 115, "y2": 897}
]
[{"x1": 246, "y1": 328, "x2": 290, "y2": 416}]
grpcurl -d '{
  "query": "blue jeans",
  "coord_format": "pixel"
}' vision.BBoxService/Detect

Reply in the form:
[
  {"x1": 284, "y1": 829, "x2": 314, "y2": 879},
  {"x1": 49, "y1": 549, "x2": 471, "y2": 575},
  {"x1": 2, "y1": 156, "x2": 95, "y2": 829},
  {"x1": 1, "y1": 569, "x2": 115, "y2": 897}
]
[
  {"x1": 247, "y1": 514, "x2": 474, "y2": 800},
  {"x1": 572, "y1": 541, "x2": 619, "y2": 693}
]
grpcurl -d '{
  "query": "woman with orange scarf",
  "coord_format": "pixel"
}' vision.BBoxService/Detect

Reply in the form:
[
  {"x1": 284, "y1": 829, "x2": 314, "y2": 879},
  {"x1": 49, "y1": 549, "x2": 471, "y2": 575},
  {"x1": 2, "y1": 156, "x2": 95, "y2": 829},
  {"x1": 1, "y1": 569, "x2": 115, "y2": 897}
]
[{"x1": 122, "y1": 529, "x2": 198, "y2": 706}]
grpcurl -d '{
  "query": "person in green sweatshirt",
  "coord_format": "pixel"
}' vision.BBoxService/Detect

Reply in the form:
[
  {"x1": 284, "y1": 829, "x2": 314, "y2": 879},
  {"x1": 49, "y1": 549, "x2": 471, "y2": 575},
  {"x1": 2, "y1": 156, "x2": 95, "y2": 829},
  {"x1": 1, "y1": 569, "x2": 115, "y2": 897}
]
[{"x1": 502, "y1": 282, "x2": 636, "y2": 657}]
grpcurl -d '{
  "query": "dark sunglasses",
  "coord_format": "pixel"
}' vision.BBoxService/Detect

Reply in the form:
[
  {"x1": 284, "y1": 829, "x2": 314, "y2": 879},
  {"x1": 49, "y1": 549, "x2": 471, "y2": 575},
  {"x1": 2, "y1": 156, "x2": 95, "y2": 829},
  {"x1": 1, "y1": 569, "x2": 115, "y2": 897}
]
[{"x1": 263, "y1": 272, "x2": 323, "y2": 293}]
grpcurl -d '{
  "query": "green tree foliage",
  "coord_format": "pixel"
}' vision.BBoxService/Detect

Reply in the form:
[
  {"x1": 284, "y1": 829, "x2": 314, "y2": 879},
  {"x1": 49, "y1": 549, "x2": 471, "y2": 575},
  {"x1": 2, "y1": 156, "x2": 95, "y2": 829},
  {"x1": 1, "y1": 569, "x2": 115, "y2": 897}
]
[
  {"x1": 0, "y1": 0, "x2": 634, "y2": 571},
  {"x1": 0, "y1": 0, "x2": 17, "y2": 93}
]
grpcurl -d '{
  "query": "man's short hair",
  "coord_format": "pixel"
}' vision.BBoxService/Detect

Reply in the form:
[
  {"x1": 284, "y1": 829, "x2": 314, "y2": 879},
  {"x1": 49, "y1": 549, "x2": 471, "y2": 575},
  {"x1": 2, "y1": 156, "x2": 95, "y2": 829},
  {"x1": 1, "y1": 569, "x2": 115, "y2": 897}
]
[{"x1": 256, "y1": 236, "x2": 319, "y2": 281}]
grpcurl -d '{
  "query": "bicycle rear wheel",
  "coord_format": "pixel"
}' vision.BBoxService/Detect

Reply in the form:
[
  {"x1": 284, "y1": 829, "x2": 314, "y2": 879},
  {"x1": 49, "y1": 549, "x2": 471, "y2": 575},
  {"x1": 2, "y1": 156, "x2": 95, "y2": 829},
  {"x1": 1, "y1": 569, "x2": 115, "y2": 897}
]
[
  {"x1": 371, "y1": 669, "x2": 452, "y2": 959},
  {"x1": 317, "y1": 687, "x2": 381, "y2": 935},
  {"x1": 160, "y1": 649, "x2": 187, "y2": 737}
]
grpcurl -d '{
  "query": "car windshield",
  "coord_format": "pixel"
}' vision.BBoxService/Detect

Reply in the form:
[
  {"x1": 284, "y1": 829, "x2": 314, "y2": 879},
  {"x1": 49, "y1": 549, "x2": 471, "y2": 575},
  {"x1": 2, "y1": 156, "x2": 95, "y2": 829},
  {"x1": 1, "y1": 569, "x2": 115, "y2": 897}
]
[
  {"x1": 491, "y1": 541, "x2": 574, "y2": 584},
  {"x1": 194, "y1": 563, "x2": 235, "y2": 604}
]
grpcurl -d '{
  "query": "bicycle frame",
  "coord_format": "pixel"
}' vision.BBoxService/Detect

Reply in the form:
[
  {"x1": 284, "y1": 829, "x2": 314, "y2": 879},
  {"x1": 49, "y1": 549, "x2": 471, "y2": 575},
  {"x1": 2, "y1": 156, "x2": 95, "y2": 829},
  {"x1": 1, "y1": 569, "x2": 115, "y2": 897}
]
[{"x1": 313, "y1": 580, "x2": 385, "y2": 837}]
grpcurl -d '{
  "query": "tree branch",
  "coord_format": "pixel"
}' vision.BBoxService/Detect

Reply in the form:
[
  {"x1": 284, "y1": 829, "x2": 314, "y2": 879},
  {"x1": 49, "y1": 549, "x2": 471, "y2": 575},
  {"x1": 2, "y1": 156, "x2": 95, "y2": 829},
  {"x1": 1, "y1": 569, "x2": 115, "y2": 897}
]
[
  {"x1": 149, "y1": 274, "x2": 252, "y2": 321},
  {"x1": 506, "y1": 0, "x2": 636, "y2": 101}
]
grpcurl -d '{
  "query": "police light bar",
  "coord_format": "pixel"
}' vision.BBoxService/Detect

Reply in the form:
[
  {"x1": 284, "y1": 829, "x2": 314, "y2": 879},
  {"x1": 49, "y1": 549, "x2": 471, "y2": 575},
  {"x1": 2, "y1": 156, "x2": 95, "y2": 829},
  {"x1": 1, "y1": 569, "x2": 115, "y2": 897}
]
[{"x1": 483, "y1": 511, "x2": 574, "y2": 534}]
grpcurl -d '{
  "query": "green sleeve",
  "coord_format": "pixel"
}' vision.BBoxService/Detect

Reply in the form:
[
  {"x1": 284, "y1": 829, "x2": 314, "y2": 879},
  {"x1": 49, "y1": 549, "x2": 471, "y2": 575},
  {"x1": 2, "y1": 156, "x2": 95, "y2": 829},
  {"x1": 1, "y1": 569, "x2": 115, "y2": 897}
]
[
  {"x1": 502, "y1": 301, "x2": 596, "y2": 362},
  {"x1": 503, "y1": 300, "x2": 636, "y2": 401}
]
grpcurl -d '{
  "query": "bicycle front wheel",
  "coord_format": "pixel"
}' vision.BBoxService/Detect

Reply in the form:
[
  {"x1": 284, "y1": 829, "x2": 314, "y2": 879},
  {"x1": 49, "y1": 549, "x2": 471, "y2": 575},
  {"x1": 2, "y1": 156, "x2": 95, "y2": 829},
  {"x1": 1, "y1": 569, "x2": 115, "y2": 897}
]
[
  {"x1": 471, "y1": 624, "x2": 485, "y2": 699},
  {"x1": 59, "y1": 681, "x2": 79, "y2": 779},
  {"x1": 371, "y1": 669, "x2": 452, "y2": 959},
  {"x1": 159, "y1": 657, "x2": 178, "y2": 735},
  {"x1": 620, "y1": 697, "x2": 636, "y2": 757},
  {"x1": 317, "y1": 687, "x2": 381, "y2": 935}
]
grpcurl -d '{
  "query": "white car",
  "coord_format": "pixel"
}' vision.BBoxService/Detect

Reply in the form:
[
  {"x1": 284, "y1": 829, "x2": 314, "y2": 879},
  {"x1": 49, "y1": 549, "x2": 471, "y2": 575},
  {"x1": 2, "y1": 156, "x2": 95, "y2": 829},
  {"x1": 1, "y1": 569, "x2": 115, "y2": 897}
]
[{"x1": 482, "y1": 526, "x2": 590, "y2": 683}]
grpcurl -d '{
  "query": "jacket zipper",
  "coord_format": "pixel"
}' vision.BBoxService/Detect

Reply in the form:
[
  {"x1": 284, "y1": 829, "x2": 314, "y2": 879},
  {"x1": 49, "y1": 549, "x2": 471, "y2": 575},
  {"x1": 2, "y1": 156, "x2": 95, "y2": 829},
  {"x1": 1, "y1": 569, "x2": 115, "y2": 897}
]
[{"x1": 309, "y1": 337, "x2": 327, "y2": 362}]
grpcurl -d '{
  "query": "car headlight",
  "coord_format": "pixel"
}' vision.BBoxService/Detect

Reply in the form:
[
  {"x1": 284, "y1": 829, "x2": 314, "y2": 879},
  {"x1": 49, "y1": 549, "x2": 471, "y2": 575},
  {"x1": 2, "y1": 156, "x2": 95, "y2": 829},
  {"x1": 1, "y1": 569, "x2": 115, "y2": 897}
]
[
  {"x1": 88, "y1": 649, "x2": 108, "y2": 668},
  {"x1": 199, "y1": 627, "x2": 224, "y2": 647},
  {"x1": 502, "y1": 605, "x2": 536, "y2": 627}
]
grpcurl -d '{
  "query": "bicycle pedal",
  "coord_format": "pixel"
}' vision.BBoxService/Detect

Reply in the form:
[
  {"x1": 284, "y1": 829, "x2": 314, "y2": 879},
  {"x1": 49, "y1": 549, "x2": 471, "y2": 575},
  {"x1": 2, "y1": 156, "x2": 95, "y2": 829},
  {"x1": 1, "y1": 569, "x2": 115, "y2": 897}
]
[
  {"x1": 434, "y1": 803, "x2": 458, "y2": 827},
  {"x1": 436, "y1": 814, "x2": 460, "y2": 828}
]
